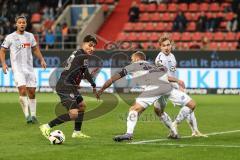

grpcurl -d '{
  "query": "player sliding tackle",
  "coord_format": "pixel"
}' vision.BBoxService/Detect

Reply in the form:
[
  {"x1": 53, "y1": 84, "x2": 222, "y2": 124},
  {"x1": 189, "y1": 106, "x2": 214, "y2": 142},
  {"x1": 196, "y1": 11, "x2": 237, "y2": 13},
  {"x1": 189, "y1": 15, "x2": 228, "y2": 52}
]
[
  {"x1": 97, "y1": 51, "x2": 196, "y2": 141},
  {"x1": 154, "y1": 33, "x2": 207, "y2": 137}
]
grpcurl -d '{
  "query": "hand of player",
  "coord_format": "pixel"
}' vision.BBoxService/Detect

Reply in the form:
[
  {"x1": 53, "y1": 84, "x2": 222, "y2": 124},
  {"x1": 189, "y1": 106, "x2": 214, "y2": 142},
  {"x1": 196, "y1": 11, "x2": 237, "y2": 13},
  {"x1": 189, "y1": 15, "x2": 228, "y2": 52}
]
[
  {"x1": 40, "y1": 59, "x2": 47, "y2": 70},
  {"x1": 93, "y1": 88, "x2": 100, "y2": 100},
  {"x1": 2, "y1": 63, "x2": 8, "y2": 74},
  {"x1": 178, "y1": 80, "x2": 185, "y2": 89}
]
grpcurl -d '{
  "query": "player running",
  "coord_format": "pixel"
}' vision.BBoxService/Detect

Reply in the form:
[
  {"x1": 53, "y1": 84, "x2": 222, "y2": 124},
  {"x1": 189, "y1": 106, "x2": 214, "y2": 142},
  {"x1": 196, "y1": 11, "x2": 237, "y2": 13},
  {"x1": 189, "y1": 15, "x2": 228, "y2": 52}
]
[
  {"x1": 97, "y1": 51, "x2": 189, "y2": 142},
  {"x1": 0, "y1": 15, "x2": 46, "y2": 124},
  {"x1": 40, "y1": 35, "x2": 98, "y2": 139},
  {"x1": 154, "y1": 34, "x2": 207, "y2": 137}
]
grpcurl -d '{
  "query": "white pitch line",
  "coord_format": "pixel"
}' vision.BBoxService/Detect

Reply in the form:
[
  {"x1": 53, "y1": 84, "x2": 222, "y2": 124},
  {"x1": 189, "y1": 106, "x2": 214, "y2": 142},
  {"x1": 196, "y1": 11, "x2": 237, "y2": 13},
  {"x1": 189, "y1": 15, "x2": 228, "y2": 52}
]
[
  {"x1": 130, "y1": 129, "x2": 240, "y2": 144},
  {"x1": 137, "y1": 143, "x2": 240, "y2": 148}
]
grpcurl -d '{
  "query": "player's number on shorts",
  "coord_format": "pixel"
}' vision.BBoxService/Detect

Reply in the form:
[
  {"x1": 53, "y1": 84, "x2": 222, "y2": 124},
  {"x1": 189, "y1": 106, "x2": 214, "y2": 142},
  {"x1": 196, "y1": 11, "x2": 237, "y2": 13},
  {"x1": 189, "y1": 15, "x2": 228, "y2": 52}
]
[{"x1": 64, "y1": 54, "x2": 75, "y2": 70}]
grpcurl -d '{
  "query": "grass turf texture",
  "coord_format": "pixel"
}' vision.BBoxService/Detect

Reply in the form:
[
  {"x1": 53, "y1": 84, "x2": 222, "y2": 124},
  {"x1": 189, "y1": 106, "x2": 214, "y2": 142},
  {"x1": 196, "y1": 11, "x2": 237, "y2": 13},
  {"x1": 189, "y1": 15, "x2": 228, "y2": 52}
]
[{"x1": 0, "y1": 93, "x2": 240, "y2": 160}]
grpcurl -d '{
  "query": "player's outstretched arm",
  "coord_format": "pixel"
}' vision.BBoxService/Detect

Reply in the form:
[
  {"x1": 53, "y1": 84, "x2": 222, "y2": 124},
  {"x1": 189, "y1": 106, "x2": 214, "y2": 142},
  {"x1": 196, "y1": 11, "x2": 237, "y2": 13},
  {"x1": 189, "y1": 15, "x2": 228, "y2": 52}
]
[
  {"x1": 168, "y1": 76, "x2": 185, "y2": 89},
  {"x1": 32, "y1": 46, "x2": 47, "y2": 69},
  {"x1": 97, "y1": 73, "x2": 122, "y2": 97},
  {"x1": 0, "y1": 48, "x2": 8, "y2": 74}
]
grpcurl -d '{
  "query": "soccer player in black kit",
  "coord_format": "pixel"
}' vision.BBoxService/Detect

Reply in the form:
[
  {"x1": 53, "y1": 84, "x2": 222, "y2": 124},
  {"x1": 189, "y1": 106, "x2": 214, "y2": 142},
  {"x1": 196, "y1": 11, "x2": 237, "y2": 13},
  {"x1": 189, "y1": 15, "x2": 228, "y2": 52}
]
[{"x1": 40, "y1": 35, "x2": 98, "y2": 139}]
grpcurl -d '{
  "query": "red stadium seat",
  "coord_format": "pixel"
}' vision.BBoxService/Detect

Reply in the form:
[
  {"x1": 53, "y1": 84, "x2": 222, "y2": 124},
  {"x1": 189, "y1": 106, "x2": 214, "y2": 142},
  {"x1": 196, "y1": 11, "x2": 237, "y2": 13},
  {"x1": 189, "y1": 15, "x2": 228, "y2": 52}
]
[
  {"x1": 214, "y1": 32, "x2": 224, "y2": 41},
  {"x1": 149, "y1": 32, "x2": 159, "y2": 41},
  {"x1": 209, "y1": 42, "x2": 218, "y2": 50},
  {"x1": 145, "y1": 23, "x2": 155, "y2": 31},
  {"x1": 156, "y1": 22, "x2": 165, "y2": 31},
  {"x1": 123, "y1": 23, "x2": 134, "y2": 31},
  {"x1": 172, "y1": 32, "x2": 181, "y2": 41},
  {"x1": 135, "y1": 22, "x2": 144, "y2": 31},
  {"x1": 199, "y1": 3, "x2": 209, "y2": 12},
  {"x1": 225, "y1": 32, "x2": 236, "y2": 41},
  {"x1": 179, "y1": 3, "x2": 188, "y2": 12},
  {"x1": 140, "y1": 13, "x2": 150, "y2": 21},
  {"x1": 161, "y1": 13, "x2": 171, "y2": 21},
  {"x1": 147, "y1": 4, "x2": 157, "y2": 12},
  {"x1": 229, "y1": 42, "x2": 238, "y2": 50},
  {"x1": 116, "y1": 32, "x2": 127, "y2": 41},
  {"x1": 138, "y1": 32, "x2": 149, "y2": 41},
  {"x1": 105, "y1": 0, "x2": 114, "y2": 4},
  {"x1": 219, "y1": 42, "x2": 229, "y2": 50},
  {"x1": 181, "y1": 32, "x2": 192, "y2": 41},
  {"x1": 182, "y1": 42, "x2": 189, "y2": 49},
  {"x1": 220, "y1": 3, "x2": 231, "y2": 11},
  {"x1": 205, "y1": 32, "x2": 213, "y2": 40},
  {"x1": 192, "y1": 32, "x2": 203, "y2": 41},
  {"x1": 185, "y1": 12, "x2": 192, "y2": 21},
  {"x1": 165, "y1": 22, "x2": 173, "y2": 31},
  {"x1": 225, "y1": 12, "x2": 235, "y2": 21},
  {"x1": 186, "y1": 22, "x2": 196, "y2": 31},
  {"x1": 102, "y1": 4, "x2": 109, "y2": 12},
  {"x1": 189, "y1": 3, "x2": 198, "y2": 12},
  {"x1": 139, "y1": 4, "x2": 146, "y2": 12},
  {"x1": 236, "y1": 32, "x2": 240, "y2": 40},
  {"x1": 191, "y1": 13, "x2": 200, "y2": 21},
  {"x1": 209, "y1": 3, "x2": 220, "y2": 12},
  {"x1": 158, "y1": 3, "x2": 167, "y2": 12},
  {"x1": 97, "y1": 0, "x2": 104, "y2": 4},
  {"x1": 151, "y1": 13, "x2": 161, "y2": 21},
  {"x1": 168, "y1": 3, "x2": 177, "y2": 12},
  {"x1": 128, "y1": 32, "x2": 138, "y2": 41},
  {"x1": 31, "y1": 13, "x2": 41, "y2": 23}
]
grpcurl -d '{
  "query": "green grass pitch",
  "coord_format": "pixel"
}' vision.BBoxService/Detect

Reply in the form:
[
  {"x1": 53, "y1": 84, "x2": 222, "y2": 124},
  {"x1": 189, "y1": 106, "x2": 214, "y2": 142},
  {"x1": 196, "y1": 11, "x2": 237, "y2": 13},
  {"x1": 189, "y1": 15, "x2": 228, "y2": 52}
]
[{"x1": 0, "y1": 93, "x2": 240, "y2": 160}]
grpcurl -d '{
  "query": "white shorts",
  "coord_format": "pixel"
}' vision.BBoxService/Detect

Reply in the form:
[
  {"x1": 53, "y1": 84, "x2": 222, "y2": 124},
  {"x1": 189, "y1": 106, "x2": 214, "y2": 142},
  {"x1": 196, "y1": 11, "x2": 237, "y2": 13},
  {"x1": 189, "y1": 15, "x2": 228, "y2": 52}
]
[
  {"x1": 136, "y1": 95, "x2": 162, "y2": 108},
  {"x1": 13, "y1": 71, "x2": 37, "y2": 88},
  {"x1": 154, "y1": 89, "x2": 192, "y2": 109}
]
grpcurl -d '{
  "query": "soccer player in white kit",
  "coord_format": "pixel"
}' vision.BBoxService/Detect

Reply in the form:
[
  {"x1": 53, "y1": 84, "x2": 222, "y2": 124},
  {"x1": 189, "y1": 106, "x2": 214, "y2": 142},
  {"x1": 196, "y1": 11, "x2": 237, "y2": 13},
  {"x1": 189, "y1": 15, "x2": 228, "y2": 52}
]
[
  {"x1": 154, "y1": 34, "x2": 207, "y2": 137},
  {"x1": 0, "y1": 16, "x2": 46, "y2": 124}
]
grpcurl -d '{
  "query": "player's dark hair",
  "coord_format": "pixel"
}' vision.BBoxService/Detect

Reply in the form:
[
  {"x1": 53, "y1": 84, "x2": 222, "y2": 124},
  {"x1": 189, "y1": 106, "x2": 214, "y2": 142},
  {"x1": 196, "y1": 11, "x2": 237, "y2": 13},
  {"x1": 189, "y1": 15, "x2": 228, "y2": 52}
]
[
  {"x1": 83, "y1": 35, "x2": 97, "y2": 45},
  {"x1": 15, "y1": 15, "x2": 27, "y2": 23},
  {"x1": 132, "y1": 51, "x2": 146, "y2": 60}
]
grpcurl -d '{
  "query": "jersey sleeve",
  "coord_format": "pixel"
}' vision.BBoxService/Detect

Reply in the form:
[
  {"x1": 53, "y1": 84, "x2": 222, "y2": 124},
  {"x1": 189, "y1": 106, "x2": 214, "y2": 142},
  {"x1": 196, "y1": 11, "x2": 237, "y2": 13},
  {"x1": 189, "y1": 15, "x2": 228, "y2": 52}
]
[
  {"x1": 30, "y1": 33, "x2": 37, "y2": 47},
  {"x1": 155, "y1": 53, "x2": 167, "y2": 67},
  {"x1": 118, "y1": 63, "x2": 135, "y2": 78},
  {"x1": 1, "y1": 35, "x2": 11, "y2": 49}
]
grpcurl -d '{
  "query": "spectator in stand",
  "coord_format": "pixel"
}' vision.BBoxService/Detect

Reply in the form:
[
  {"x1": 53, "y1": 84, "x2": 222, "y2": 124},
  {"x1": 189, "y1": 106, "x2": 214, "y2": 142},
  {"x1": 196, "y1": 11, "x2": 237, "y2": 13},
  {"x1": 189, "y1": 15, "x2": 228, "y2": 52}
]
[
  {"x1": 62, "y1": 22, "x2": 69, "y2": 48},
  {"x1": 172, "y1": 12, "x2": 187, "y2": 32},
  {"x1": 55, "y1": 24, "x2": 62, "y2": 49},
  {"x1": 0, "y1": 20, "x2": 4, "y2": 43},
  {"x1": 128, "y1": 1, "x2": 140, "y2": 22},
  {"x1": 227, "y1": 14, "x2": 238, "y2": 32},
  {"x1": 208, "y1": 13, "x2": 222, "y2": 32},
  {"x1": 45, "y1": 29, "x2": 55, "y2": 50},
  {"x1": 197, "y1": 12, "x2": 208, "y2": 32},
  {"x1": 189, "y1": 41, "x2": 201, "y2": 49}
]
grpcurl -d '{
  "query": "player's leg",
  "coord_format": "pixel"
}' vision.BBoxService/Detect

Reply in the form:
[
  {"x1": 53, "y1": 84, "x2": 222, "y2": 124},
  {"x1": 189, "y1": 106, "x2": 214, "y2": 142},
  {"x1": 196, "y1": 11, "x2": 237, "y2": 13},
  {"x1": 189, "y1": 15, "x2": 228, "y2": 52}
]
[
  {"x1": 113, "y1": 102, "x2": 145, "y2": 142},
  {"x1": 26, "y1": 72, "x2": 38, "y2": 123},
  {"x1": 153, "y1": 97, "x2": 178, "y2": 139},
  {"x1": 72, "y1": 101, "x2": 90, "y2": 138},
  {"x1": 15, "y1": 72, "x2": 31, "y2": 123},
  {"x1": 27, "y1": 87, "x2": 38, "y2": 123}
]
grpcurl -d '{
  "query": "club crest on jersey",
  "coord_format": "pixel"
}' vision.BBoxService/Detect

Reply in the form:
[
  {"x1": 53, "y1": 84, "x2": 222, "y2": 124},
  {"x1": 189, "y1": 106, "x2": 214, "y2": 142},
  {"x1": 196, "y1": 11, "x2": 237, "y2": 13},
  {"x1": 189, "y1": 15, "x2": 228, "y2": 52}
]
[{"x1": 170, "y1": 66, "x2": 176, "y2": 72}]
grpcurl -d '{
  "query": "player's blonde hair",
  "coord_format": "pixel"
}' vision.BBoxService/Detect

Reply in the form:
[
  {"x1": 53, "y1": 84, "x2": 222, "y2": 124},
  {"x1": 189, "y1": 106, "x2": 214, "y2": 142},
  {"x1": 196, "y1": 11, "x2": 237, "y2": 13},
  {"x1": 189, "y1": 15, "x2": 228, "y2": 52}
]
[
  {"x1": 158, "y1": 33, "x2": 176, "y2": 50},
  {"x1": 132, "y1": 51, "x2": 146, "y2": 60}
]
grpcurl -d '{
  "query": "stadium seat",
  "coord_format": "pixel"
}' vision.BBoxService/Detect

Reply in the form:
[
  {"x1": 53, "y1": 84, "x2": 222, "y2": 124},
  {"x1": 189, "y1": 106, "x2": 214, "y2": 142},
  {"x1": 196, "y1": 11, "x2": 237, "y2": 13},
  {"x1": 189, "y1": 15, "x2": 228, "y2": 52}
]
[
  {"x1": 31, "y1": 13, "x2": 41, "y2": 23},
  {"x1": 209, "y1": 3, "x2": 220, "y2": 12},
  {"x1": 185, "y1": 12, "x2": 192, "y2": 21},
  {"x1": 151, "y1": 13, "x2": 161, "y2": 21},
  {"x1": 164, "y1": 22, "x2": 173, "y2": 31},
  {"x1": 168, "y1": 3, "x2": 177, "y2": 12},
  {"x1": 139, "y1": 4, "x2": 146, "y2": 12},
  {"x1": 181, "y1": 42, "x2": 189, "y2": 49},
  {"x1": 214, "y1": 32, "x2": 224, "y2": 41},
  {"x1": 123, "y1": 23, "x2": 134, "y2": 31},
  {"x1": 225, "y1": 32, "x2": 236, "y2": 41},
  {"x1": 220, "y1": 3, "x2": 231, "y2": 11},
  {"x1": 236, "y1": 32, "x2": 240, "y2": 40},
  {"x1": 145, "y1": 23, "x2": 155, "y2": 31},
  {"x1": 128, "y1": 32, "x2": 138, "y2": 41},
  {"x1": 219, "y1": 42, "x2": 229, "y2": 50},
  {"x1": 158, "y1": 3, "x2": 167, "y2": 12},
  {"x1": 134, "y1": 22, "x2": 144, "y2": 31},
  {"x1": 205, "y1": 32, "x2": 213, "y2": 40},
  {"x1": 138, "y1": 32, "x2": 149, "y2": 41},
  {"x1": 172, "y1": 32, "x2": 181, "y2": 41},
  {"x1": 186, "y1": 22, "x2": 196, "y2": 31},
  {"x1": 140, "y1": 13, "x2": 150, "y2": 21},
  {"x1": 230, "y1": 42, "x2": 238, "y2": 50},
  {"x1": 189, "y1": 3, "x2": 198, "y2": 12},
  {"x1": 105, "y1": 0, "x2": 114, "y2": 4},
  {"x1": 97, "y1": 0, "x2": 104, "y2": 4},
  {"x1": 199, "y1": 3, "x2": 209, "y2": 12},
  {"x1": 149, "y1": 32, "x2": 159, "y2": 41},
  {"x1": 192, "y1": 32, "x2": 203, "y2": 41},
  {"x1": 161, "y1": 13, "x2": 172, "y2": 21},
  {"x1": 179, "y1": 3, "x2": 188, "y2": 12},
  {"x1": 225, "y1": 12, "x2": 235, "y2": 21},
  {"x1": 209, "y1": 42, "x2": 218, "y2": 50},
  {"x1": 116, "y1": 32, "x2": 127, "y2": 41},
  {"x1": 147, "y1": 4, "x2": 157, "y2": 12},
  {"x1": 181, "y1": 32, "x2": 192, "y2": 41},
  {"x1": 191, "y1": 13, "x2": 200, "y2": 21},
  {"x1": 156, "y1": 22, "x2": 165, "y2": 31}
]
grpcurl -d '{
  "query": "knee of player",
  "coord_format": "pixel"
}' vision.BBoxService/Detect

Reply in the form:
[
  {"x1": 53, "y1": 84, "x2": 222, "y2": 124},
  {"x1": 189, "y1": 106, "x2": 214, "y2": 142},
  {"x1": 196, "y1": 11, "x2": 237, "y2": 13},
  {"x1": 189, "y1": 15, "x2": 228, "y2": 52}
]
[
  {"x1": 69, "y1": 110, "x2": 78, "y2": 120},
  {"x1": 188, "y1": 100, "x2": 196, "y2": 110}
]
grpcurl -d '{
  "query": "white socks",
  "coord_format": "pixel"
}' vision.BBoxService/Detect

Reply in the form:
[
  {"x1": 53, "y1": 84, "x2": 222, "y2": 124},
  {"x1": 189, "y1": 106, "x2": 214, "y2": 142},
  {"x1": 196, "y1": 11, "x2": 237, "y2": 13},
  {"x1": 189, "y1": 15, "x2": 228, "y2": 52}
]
[
  {"x1": 175, "y1": 106, "x2": 192, "y2": 124},
  {"x1": 29, "y1": 99, "x2": 37, "y2": 117},
  {"x1": 126, "y1": 110, "x2": 138, "y2": 134},
  {"x1": 160, "y1": 112, "x2": 178, "y2": 135},
  {"x1": 19, "y1": 96, "x2": 29, "y2": 118},
  {"x1": 186, "y1": 111, "x2": 199, "y2": 132}
]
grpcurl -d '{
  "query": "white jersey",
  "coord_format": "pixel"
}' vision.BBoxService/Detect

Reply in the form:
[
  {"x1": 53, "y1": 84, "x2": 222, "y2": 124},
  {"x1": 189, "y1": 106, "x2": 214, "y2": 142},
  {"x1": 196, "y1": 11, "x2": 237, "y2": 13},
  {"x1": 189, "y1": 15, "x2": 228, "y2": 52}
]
[
  {"x1": 1, "y1": 31, "x2": 37, "y2": 73},
  {"x1": 155, "y1": 52, "x2": 178, "y2": 89}
]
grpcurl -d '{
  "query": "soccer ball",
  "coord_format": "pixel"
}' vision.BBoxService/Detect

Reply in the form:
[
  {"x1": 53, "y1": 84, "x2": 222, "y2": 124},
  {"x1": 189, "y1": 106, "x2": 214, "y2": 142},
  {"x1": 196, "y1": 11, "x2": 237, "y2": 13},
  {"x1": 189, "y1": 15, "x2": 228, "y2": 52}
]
[{"x1": 48, "y1": 130, "x2": 65, "y2": 145}]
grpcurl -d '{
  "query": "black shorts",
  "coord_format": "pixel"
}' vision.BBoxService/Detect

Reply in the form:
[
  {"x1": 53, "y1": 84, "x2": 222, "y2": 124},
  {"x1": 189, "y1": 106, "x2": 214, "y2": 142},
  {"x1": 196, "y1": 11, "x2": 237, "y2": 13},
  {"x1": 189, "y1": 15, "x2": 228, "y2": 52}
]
[{"x1": 56, "y1": 82, "x2": 83, "y2": 110}]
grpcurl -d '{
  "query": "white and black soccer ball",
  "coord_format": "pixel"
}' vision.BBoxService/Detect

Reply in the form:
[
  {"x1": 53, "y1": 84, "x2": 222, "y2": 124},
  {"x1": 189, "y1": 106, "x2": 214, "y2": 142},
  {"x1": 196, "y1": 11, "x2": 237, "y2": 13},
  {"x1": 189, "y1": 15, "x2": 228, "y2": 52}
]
[{"x1": 48, "y1": 130, "x2": 65, "y2": 145}]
